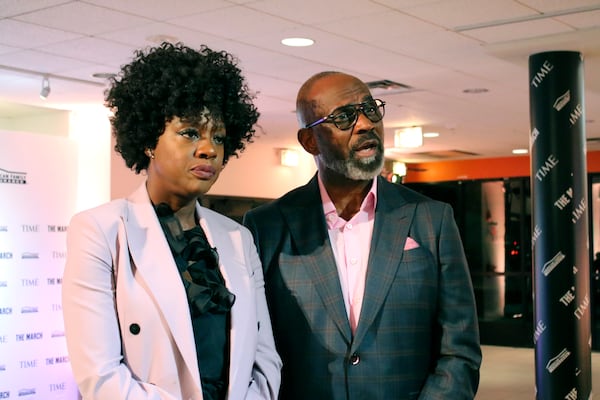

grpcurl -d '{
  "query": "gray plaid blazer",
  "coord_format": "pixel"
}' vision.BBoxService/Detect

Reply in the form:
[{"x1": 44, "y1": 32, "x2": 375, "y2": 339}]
[{"x1": 243, "y1": 175, "x2": 481, "y2": 400}]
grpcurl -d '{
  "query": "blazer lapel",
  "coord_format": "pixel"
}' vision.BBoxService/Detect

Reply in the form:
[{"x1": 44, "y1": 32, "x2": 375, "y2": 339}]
[
  {"x1": 196, "y1": 207, "x2": 248, "y2": 397},
  {"x1": 281, "y1": 177, "x2": 352, "y2": 343},
  {"x1": 124, "y1": 184, "x2": 200, "y2": 384},
  {"x1": 352, "y1": 179, "x2": 416, "y2": 347}
]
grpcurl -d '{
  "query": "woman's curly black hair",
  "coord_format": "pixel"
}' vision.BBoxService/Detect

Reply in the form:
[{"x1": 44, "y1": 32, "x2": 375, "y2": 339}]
[{"x1": 105, "y1": 42, "x2": 259, "y2": 173}]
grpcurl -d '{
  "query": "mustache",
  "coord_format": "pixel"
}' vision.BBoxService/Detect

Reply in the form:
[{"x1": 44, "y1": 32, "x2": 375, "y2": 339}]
[{"x1": 352, "y1": 131, "x2": 383, "y2": 151}]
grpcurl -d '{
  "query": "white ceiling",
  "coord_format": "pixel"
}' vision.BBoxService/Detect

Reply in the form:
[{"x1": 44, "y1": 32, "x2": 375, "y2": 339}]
[{"x1": 1, "y1": 0, "x2": 599, "y2": 162}]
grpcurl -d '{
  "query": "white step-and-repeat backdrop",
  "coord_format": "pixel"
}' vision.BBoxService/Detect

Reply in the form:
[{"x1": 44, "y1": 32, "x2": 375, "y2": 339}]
[{"x1": 0, "y1": 130, "x2": 79, "y2": 399}]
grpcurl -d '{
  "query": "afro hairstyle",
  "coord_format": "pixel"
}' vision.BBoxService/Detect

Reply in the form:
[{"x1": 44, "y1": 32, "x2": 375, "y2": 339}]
[{"x1": 105, "y1": 42, "x2": 259, "y2": 173}]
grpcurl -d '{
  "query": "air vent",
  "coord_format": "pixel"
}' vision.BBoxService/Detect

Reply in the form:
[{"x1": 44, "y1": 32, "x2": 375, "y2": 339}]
[{"x1": 366, "y1": 79, "x2": 414, "y2": 96}]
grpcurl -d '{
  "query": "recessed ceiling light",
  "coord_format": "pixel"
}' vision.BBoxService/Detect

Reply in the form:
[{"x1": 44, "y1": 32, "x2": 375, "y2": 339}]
[
  {"x1": 281, "y1": 37, "x2": 314, "y2": 47},
  {"x1": 463, "y1": 88, "x2": 489, "y2": 94},
  {"x1": 512, "y1": 148, "x2": 528, "y2": 154},
  {"x1": 423, "y1": 132, "x2": 439, "y2": 138}
]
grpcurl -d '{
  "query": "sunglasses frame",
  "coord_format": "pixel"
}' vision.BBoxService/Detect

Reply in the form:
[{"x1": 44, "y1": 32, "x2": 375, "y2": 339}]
[{"x1": 304, "y1": 98, "x2": 386, "y2": 130}]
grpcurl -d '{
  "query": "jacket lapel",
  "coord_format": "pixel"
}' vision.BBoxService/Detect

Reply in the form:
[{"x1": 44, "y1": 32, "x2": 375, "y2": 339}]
[
  {"x1": 352, "y1": 178, "x2": 416, "y2": 347},
  {"x1": 281, "y1": 177, "x2": 352, "y2": 343},
  {"x1": 123, "y1": 184, "x2": 200, "y2": 384},
  {"x1": 196, "y1": 206, "x2": 248, "y2": 397}
]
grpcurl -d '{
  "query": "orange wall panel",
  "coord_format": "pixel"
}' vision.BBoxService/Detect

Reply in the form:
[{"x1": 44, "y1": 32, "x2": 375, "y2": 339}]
[{"x1": 403, "y1": 151, "x2": 600, "y2": 183}]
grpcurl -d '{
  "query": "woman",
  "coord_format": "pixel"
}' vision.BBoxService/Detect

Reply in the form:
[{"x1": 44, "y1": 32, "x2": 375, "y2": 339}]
[{"x1": 62, "y1": 42, "x2": 281, "y2": 400}]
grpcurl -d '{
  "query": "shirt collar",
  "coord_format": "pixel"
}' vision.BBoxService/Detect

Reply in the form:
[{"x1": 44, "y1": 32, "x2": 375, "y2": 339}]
[{"x1": 318, "y1": 174, "x2": 378, "y2": 229}]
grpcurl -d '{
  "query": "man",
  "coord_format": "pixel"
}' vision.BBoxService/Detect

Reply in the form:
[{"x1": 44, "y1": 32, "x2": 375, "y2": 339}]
[{"x1": 243, "y1": 71, "x2": 481, "y2": 399}]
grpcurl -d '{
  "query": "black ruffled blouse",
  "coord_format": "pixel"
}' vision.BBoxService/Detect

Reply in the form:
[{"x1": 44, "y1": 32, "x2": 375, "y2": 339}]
[{"x1": 154, "y1": 203, "x2": 235, "y2": 400}]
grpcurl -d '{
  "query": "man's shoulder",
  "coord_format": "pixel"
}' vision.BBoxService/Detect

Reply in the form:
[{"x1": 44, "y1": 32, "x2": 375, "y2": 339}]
[
  {"x1": 248, "y1": 180, "x2": 316, "y2": 215},
  {"x1": 379, "y1": 178, "x2": 440, "y2": 202}
]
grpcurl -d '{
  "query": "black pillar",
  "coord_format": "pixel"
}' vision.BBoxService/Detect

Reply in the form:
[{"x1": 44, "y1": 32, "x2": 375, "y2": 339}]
[{"x1": 529, "y1": 51, "x2": 591, "y2": 400}]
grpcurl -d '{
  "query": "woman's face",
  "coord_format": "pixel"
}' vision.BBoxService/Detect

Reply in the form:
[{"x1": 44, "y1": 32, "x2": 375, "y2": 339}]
[{"x1": 146, "y1": 114, "x2": 226, "y2": 204}]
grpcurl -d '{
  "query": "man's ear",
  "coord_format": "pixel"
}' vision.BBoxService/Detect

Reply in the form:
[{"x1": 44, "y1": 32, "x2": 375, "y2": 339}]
[{"x1": 298, "y1": 128, "x2": 320, "y2": 155}]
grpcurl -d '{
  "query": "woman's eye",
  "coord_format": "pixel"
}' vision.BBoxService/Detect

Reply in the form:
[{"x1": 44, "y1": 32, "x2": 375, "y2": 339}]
[
  {"x1": 178, "y1": 128, "x2": 200, "y2": 140},
  {"x1": 213, "y1": 135, "x2": 226, "y2": 145}
]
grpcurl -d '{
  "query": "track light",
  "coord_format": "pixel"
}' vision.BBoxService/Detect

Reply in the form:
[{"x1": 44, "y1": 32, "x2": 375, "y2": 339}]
[{"x1": 40, "y1": 76, "x2": 50, "y2": 99}]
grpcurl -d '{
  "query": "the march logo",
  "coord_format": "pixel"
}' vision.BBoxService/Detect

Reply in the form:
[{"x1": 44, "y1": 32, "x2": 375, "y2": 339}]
[{"x1": 0, "y1": 167, "x2": 27, "y2": 185}]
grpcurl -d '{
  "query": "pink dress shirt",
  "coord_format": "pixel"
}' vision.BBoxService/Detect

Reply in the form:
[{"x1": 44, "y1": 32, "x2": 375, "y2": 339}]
[{"x1": 318, "y1": 175, "x2": 377, "y2": 333}]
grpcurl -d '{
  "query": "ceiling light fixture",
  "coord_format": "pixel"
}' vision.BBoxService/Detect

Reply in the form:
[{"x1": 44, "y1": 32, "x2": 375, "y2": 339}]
[
  {"x1": 512, "y1": 148, "x2": 528, "y2": 155},
  {"x1": 0, "y1": 65, "x2": 105, "y2": 91},
  {"x1": 39, "y1": 76, "x2": 50, "y2": 99},
  {"x1": 281, "y1": 37, "x2": 314, "y2": 47},
  {"x1": 392, "y1": 161, "x2": 407, "y2": 177},
  {"x1": 395, "y1": 126, "x2": 423, "y2": 148},
  {"x1": 280, "y1": 148, "x2": 299, "y2": 167},
  {"x1": 423, "y1": 132, "x2": 439, "y2": 138}
]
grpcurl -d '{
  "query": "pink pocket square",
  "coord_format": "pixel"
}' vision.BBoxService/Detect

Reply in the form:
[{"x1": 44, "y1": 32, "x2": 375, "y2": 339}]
[{"x1": 404, "y1": 237, "x2": 420, "y2": 250}]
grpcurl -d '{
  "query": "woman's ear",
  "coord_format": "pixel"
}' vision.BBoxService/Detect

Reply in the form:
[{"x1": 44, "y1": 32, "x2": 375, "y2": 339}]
[{"x1": 298, "y1": 128, "x2": 319, "y2": 156}]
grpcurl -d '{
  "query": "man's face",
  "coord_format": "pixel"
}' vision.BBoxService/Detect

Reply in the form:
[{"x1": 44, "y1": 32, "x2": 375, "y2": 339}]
[{"x1": 307, "y1": 74, "x2": 385, "y2": 180}]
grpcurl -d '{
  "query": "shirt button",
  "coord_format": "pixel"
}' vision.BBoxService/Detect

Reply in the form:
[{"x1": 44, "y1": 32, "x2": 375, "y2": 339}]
[
  {"x1": 349, "y1": 353, "x2": 360, "y2": 365},
  {"x1": 350, "y1": 258, "x2": 357, "y2": 264},
  {"x1": 347, "y1": 223, "x2": 353, "y2": 229}
]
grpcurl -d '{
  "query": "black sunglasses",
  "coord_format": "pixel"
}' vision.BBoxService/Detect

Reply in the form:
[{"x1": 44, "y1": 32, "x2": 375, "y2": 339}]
[{"x1": 304, "y1": 99, "x2": 385, "y2": 131}]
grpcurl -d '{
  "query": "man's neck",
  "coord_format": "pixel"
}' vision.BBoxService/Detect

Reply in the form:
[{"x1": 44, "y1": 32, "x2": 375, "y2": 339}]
[{"x1": 320, "y1": 172, "x2": 373, "y2": 220}]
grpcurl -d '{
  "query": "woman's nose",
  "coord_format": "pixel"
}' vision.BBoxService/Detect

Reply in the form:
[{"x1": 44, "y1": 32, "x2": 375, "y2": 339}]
[{"x1": 194, "y1": 138, "x2": 217, "y2": 159}]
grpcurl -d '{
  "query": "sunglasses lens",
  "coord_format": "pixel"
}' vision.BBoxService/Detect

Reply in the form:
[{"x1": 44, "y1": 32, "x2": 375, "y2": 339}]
[
  {"x1": 332, "y1": 107, "x2": 357, "y2": 130},
  {"x1": 326, "y1": 99, "x2": 385, "y2": 130},
  {"x1": 364, "y1": 101, "x2": 383, "y2": 122}
]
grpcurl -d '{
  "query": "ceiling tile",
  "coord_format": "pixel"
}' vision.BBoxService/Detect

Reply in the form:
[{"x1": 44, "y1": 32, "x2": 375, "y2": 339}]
[
  {"x1": 0, "y1": 19, "x2": 81, "y2": 47},
  {"x1": 384, "y1": 0, "x2": 538, "y2": 29},
  {"x1": 167, "y1": 6, "x2": 299, "y2": 40},
  {"x1": 247, "y1": 0, "x2": 389, "y2": 24},
  {"x1": 83, "y1": 0, "x2": 231, "y2": 20},
  {"x1": 518, "y1": 0, "x2": 600, "y2": 13},
  {"x1": 97, "y1": 22, "x2": 230, "y2": 50},
  {"x1": 319, "y1": 9, "x2": 443, "y2": 43},
  {"x1": 15, "y1": 2, "x2": 153, "y2": 35},
  {"x1": 462, "y1": 18, "x2": 574, "y2": 43},
  {"x1": 41, "y1": 37, "x2": 137, "y2": 66},
  {"x1": 557, "y1": 9, "x2": 600, "y2": 28},
  {"x1": 0, "y1": 0, "x2": 71, "y2": 18},
  {"x1": 0, "y1": 49, "x2": 96, "y2": 75}
]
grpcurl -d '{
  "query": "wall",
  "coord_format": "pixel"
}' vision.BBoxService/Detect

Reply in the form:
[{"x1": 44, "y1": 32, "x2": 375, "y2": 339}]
[
  {"x1": 404, "y1": 151, "x2": 600, "y2": 183},
  {"x1": 0, "y1": 109, "x2": 69, "y2": 138},
  {"x1": 0, "y1": 106, "x2": 111, "y2": 212}
]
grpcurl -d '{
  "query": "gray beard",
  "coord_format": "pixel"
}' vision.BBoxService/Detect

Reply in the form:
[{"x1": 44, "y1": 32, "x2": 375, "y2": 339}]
[{"x1": 320, "y1": 150, "x2": 384, "y2": 180}]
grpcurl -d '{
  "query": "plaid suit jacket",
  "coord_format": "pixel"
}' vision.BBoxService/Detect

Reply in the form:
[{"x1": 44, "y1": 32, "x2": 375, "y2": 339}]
[{"x1": 243, "y1": 175, "x2": 481, "y2": 400}]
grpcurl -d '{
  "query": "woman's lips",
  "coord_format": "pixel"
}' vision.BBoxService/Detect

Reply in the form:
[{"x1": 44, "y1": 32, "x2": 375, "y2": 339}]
[{"x1": 190, "y1": 164, "x2": 216, "y2": 179}]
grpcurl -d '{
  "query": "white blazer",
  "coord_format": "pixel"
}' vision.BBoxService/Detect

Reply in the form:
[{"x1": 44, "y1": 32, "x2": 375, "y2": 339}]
[{"x1": 62, "y1": 183, "x2": 281, "y2": 400}]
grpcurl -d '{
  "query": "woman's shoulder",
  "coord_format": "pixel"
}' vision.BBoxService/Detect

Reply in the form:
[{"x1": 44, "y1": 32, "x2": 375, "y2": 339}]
[
  {"x1": 198, "y1": 205, "x2": 241, "y2": 230},
  {"x1": 69, "y1": 198, "x2": 130, "y2": 229}
]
